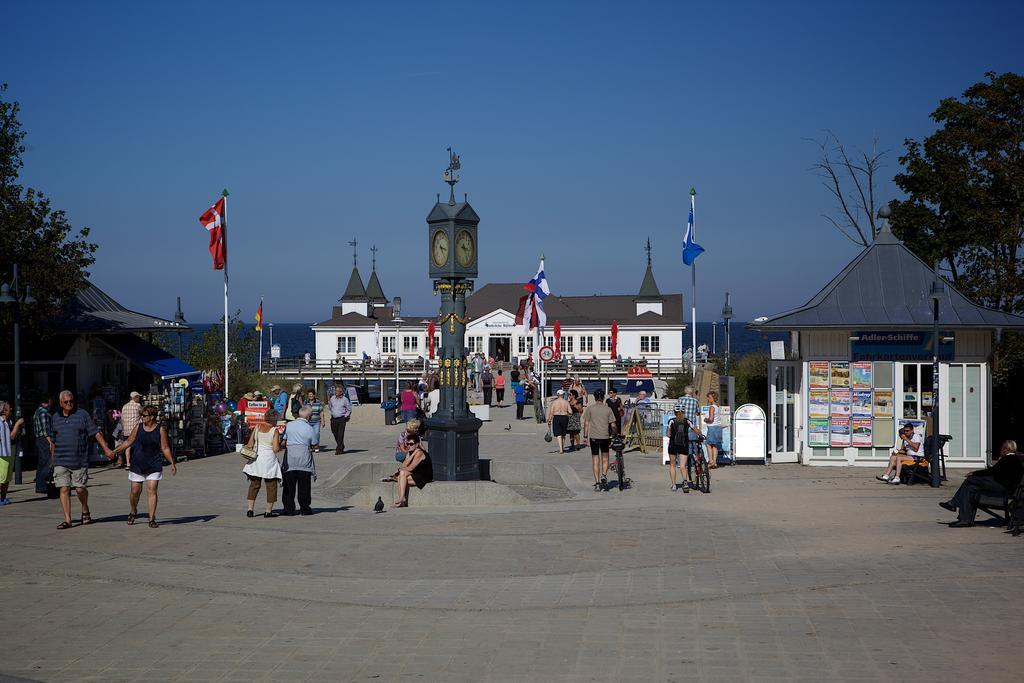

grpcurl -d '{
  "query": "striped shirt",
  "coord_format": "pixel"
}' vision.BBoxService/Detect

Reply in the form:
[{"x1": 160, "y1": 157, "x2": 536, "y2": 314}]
[
  {"x1": 33, "y1": 405, "x2": 52, "y2": 439},
  {"x1": 306, "y1": 399, "x2": 323, "y2": 423},
  {"x1": 678, "y1": 395, "x2": 700, "y2": 428},
  {"x1": 49, "y1": 408, "x2": 100, "y2": 468}
]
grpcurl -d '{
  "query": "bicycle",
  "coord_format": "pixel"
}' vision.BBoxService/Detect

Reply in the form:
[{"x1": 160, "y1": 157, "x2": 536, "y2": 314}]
[
  {"x1": 686, "y1": 434, "x2": 711, "y2": 494},
  {"x1": 608, "y1": 436, "x2": 631, "y2": 491}
]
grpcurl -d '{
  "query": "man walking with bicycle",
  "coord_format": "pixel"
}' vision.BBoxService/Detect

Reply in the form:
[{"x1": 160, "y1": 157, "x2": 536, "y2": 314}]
[
  {"x1": 675, "y1": 386, "x2": 704, "y2": 491},
  {"x1": 583, "y1": 388, "x2": 617, "y2": 492}
]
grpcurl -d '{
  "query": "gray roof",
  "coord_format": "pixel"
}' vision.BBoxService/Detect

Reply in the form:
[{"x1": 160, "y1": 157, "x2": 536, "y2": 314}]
[
  {"x1": 312, "y1": 307, "x2": 433, "y2": 328},
  {"x1": 636, "y1": 265, "x2": 663, "y2": 301},
  {"x1": 341, "y1": 267, "x2": 367, "y2": 301},
  {"x1": 53, "y1": 282, "x2": 191, "y2": 334},
  {"x1": 365, "y1": 269, "x2": 387, "y2": 303},
  {"x1": 426, "y1": 200, "x2": 480, "y2": 223},
  {"x1": 750, "y1": 225, "x2": 1024, "y2": 330},
  {"x1": 466, "y1": 284, "x2": 684, "y2": 327}
]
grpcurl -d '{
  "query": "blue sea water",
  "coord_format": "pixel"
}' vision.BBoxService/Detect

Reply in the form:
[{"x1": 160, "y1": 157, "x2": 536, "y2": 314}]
[{"x1": 176, "y1": 322, "x2": 783, "y2": 360}]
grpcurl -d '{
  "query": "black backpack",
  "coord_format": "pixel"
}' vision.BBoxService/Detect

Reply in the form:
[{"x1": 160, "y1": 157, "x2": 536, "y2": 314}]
[{"x1": 670, "y1": 418, "x2": 690, "y2": 449}]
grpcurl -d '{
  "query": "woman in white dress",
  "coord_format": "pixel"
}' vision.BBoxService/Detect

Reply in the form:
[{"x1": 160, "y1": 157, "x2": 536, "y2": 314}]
[{"x1": 242, "y1": 408, "x2": 283, "y2": 518}]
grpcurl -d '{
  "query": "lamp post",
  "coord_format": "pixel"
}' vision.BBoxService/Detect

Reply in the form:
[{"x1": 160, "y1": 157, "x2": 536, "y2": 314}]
[
  {"x1": 1, "y1": 264, "x2": 36, "y2": 485},
  {"x1": 393, "y1": 297, "x2": 403, "y2": 404},
  {"x1": 721, "y1": 292, "x2": 733, "y2": 376},
  {"x1": 173, "y1": 297, "x2": 187, "y2": 358},
  {"x1": 929, "y1": 263, "x2": 944, "y2": 488}
]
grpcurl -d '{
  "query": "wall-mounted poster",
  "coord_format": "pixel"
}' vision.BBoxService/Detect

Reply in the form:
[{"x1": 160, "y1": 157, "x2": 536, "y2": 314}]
[
  {"x1": 809, "y1": 361, "x2": 830, "y2": 388},
  {"x1": 873, "y1": 390, "x2": 894, "y2": 418},
  {"x1": 809, "y1": 389, "x2": 830, "y2": 418},
  {"x1": 809, "y1": 418, "x2": 830, "y2": 447},
  {"x1": 852, "y1": 390, "x2": 872, "y2": 417},
  {"x1": 830, "y1": 389, "x2": 851, "y2": 417},
  {"x1": 851, "y1": 361, "x2": 872, "y2": 388},
  {"x1": 830, "y1": 418, "x2": 851, "y2": 447},
  {"x1": 830, "y1": 361, "x2": 851, "y2": 388},
  {"x1": 851, "y1": 418, "x2": 873, "y2": 447}
]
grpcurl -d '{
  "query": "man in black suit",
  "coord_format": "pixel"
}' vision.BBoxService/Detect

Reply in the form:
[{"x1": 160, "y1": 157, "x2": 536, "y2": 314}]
[{"x1": 940, "y1": 442, "x2": 1022, "y2": 527}]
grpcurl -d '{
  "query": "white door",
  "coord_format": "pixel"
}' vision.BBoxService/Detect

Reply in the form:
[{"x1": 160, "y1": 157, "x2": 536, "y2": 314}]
[{"x1": 769, "y1": 361, "x2": 802, "y2": 463}]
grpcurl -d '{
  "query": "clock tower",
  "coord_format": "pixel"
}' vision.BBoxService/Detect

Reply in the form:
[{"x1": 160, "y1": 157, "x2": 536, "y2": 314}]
[{"x1": 425, "y1": 148, "x2": 482, "y2": 481}]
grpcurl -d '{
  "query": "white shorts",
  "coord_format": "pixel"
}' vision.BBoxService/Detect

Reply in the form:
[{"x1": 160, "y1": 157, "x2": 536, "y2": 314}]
[{"x1": 128, "y1": 471, "x2": 162, "y2": 483}]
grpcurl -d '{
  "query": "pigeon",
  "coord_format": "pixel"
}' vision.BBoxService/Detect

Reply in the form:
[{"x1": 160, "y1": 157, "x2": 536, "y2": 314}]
[
  {"x1": 373, "y1": 496, "x2": 385, "y2": 513},
  {"x1": 504, "y1": 424, "x2": 512, "y2": 431}
]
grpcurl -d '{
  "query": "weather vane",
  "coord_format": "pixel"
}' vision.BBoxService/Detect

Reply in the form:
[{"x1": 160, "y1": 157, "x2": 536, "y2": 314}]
[
  {"x1": 348, "y1": 238, "x2": 358, "y2": 268},
  {"x1": 370, "y1": 244, "x2": 378, "y2": 271},
  {"x1": 645, "y1": 237, "x2": 652, "y2": 267},
  {"x1": 443, "y1": 146, "x2": 461, "y2": 205}
]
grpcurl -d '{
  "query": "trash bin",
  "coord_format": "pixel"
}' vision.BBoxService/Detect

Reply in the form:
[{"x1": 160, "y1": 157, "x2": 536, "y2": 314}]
[{"x1": 381, "y1": 400, "x2": 398, "y2": 425}]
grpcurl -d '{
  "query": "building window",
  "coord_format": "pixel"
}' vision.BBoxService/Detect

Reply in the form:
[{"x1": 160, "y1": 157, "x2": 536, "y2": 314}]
[
  {"x1": 467, "y1": 336, "x2": 483, "y2": 353},
  {"x1": 336, "y1": 336, "x2": 356, "y2": 354},
  {"x1": 599, "y1": 336, "x2": 612, "y2": 353},
  {"x1": 382, "y1": 336, "x2": 396, "y2": 354},
  {"x1": 580, "y1": 336, "x2": 594, "y2": 353},
  {"x1": 518, "y1": 337, "x2": 534, "y2": 354},
  {"x1": 434, "y1": 336, "x2": 440, "y2": 352},
  {"x1": 640, "y1": 335, "x2": 660, "y2": 353},
  {"x1": 545, "y1": 335, "x2": 554, "y2": 348},
  {"x1": 403, "y1": 336, "x2": 419, "y2": 353},
  {"x1": 561, "y1": 336, "x2": 574, "y2": 353}
]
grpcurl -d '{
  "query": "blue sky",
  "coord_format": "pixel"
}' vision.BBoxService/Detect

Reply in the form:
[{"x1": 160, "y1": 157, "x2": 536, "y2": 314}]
[{"x1": 4, "y1": 0, "x2": 1022, "y2": 323}]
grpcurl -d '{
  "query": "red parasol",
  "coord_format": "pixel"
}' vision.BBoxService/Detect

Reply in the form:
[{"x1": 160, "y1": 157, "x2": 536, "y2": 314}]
[
  {"x1": 553, "y1": 320, "x2": 561, "y2": 358},
  {"x1": 427, "y1": 321, "x2": 436, "y2": 360},
  {"x1": 610, "y1": 320, "x2": 618, "y2": 360}
]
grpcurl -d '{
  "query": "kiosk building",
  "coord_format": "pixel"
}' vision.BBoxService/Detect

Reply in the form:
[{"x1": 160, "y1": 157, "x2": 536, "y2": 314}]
[{"x1": 749, "y1": 223, "x2": 1024, "y2": 468}]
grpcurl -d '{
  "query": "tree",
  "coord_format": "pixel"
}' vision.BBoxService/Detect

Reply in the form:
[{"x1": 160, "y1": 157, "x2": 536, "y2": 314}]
[
  {"x1": 0, "y1": 84, "x2": 97, "y2": 340},
  {"x1": 890, "y1": 71, "x2": 1024, "y2": 313},
  {"x1": 810, "y1": 132, "x2": 888, "y2": 246},
  {"x1": 179, "y1": 311, "x2": 264, "y2": 397}
]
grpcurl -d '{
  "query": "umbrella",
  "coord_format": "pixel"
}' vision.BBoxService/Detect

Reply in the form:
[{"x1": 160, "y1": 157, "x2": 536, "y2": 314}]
[
  {"x1": 610, "y1": 320, "x2": 618, "y2": 360},
  {"x1": 553, "y1": 320, "x2": 561, "y2": 359},
  {"x1": 427, "y1": 321, "x2": 436, "y2": 360},
  {"x1": 373, "y1": 322, "x2": 381, "y2": 362}
]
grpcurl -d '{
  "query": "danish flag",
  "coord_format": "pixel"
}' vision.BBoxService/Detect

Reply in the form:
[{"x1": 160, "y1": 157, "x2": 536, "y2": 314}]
[{"x1": 199, "y1": 197, "x2": 227, "y2": 270}]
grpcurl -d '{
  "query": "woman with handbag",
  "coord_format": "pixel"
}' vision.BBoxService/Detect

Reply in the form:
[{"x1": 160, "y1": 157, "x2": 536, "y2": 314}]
[
  {"x1": 241, "y1": 408, "x2": 283, "y2": 518},
  {"x1": 108, "y1": 405, "x2": 177, "y2": 527}
]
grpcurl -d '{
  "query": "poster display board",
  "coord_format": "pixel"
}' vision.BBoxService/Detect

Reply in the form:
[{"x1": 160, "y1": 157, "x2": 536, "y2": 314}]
[
  {"x1": 244, "y1": 400, "x2": 269, "y2": 425},
  {"x1": 807, "y1": 361, "x2": 894, "y2": 450},
  {"x1": 733, "y1": 404, "x2": 766, "y2": 463}
]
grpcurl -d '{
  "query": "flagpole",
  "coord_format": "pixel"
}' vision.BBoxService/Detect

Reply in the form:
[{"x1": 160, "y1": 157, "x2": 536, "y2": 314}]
[
  {"x1": 690, "y1": 188, "x2": 697, "y2": 377},
  {"x1": 222, "y1": 189, "x2": 230, "y2": 398},
  {"x1": 258, "y1": 296, "x2": 264, "y2": 374}
]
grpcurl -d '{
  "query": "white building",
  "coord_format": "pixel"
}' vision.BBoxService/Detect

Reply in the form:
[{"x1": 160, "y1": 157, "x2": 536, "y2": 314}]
[{"x1": 312, "y1": 253, "x2": 686, "y2": 369}]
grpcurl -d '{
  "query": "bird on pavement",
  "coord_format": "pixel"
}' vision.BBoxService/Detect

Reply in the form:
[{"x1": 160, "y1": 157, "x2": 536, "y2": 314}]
[
  {"x1": 373, "y1": 496, "x2": 385, "y2": 513},
  {"x1": 504, "y1": 424, "x2": 512, "y2": 431}
]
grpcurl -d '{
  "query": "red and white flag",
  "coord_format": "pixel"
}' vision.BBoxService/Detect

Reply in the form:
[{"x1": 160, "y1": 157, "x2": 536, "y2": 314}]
[{"x1": 199, "y1": 197, "x2": 227, "y2": 270}]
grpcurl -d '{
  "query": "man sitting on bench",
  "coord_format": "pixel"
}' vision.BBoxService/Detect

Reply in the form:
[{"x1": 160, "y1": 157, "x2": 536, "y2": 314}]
[
  {"x1": 877, "y1": 424, "x2": 922, "y2": 485},
  {"x1": 939, "y1": 442, "x2": 1023, "y2": 527}
]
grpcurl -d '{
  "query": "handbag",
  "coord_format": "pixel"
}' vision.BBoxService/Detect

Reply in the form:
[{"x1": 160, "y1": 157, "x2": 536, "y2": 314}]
[{"x1": 239, "y1": 429, "x2": 258, "y2": 462}]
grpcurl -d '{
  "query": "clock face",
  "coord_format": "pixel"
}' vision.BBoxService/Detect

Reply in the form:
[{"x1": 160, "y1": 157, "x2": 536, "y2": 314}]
[
  {"x1": 455, "y1": 230, "x2": 475, "y2": 267},
  {"x1": 431, "y1": 230, "x2": 449, "y2": 267}
]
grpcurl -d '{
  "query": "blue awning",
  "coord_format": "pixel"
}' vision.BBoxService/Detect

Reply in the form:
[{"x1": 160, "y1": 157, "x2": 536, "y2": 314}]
[{"x1": 98, "y1": 335, "x2": 201, "y2": 381}]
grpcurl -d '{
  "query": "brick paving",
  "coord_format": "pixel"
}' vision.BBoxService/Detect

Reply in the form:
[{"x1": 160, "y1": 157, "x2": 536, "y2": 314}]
[{"x1": 2, "y1": 413, "x2": 1022, "y2": 681}]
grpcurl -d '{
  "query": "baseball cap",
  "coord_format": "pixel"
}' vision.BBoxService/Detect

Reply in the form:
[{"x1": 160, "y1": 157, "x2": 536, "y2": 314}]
[
  {"x1": 556, "y1": 389, "x2": 565, "y2": 395},
  {"x1": 271, "y1": 385, "x2": 281, "y2": 392},
  {"x1": 129, "y1": 391, "x2": 141, "y2": 399}
]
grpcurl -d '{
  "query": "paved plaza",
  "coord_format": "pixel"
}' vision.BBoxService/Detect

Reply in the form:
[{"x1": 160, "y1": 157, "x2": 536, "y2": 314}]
[{"x1": 3, "y1": 412, "x2": 1023, "y2": 682}]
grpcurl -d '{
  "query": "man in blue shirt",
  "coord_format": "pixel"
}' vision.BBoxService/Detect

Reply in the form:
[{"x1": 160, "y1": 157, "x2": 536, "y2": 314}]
[
  {"x1": 281, "y1": 406, "x2": 317, "y2": 516},
  {"x1": 270, "y1": 385, "x2": 288, "y2": 417},
  {"x1": 49, "y1": 390, "x2": 113, "y2": 528},
  {"x1": 676, "y1": 386, "x2": 704, "y2": 490}
]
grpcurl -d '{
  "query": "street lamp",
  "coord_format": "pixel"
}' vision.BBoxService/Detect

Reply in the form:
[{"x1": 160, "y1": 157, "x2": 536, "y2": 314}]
[
  {"x1": 173, "y1": 297, "x2": 187, "y2": 357},
  {"x1": 721, "y1": 292, "x2": 733, "y2": 376},
  {"x1": 1, "y1": 264, "x2": 35, "y2": 485},
  {"x1": 929, "y1": 262, "x2": 945, "y2": 488},
  {"x1": 393, "y1": 297, "x2": 403, "y2": 405}
]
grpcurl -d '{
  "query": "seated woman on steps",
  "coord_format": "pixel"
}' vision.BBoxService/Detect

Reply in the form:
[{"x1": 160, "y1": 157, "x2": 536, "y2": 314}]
[{"x1": 387, "y1": 433, "x2": 432, "y2": 508}]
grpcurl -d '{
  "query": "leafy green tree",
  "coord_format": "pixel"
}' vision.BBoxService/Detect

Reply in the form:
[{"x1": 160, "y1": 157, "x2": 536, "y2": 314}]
[
  {"x1": 180, "y1": 311, "x2": 264, "y2": 397},
  {"x1": 891, "y1": 71, "x2": 1024, "y2": 312},
  {"x1": 0, "y1": 84, "x2": 97, "y2": 340}
]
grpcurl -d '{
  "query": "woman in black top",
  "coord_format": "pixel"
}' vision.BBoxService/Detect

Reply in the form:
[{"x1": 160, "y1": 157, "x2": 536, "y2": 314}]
[
  {"x1": 388, "y1": 434, "x2": 432, "y2": 508},
  {"x1": 110, "y1": 405, "x2": 176, "y2": 527}
]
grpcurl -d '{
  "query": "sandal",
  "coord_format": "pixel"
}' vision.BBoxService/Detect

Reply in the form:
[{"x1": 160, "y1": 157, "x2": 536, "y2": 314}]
[
  {"x1": 391, "y1": 500, "x2": 408, "y2": 508},
  {"x1": 80, "y1": 512, "x2": 92, "y2": 525},
  {"x1": 127, "y1": 512, "x2": 137, "y2": 526},
  {"x1": 148, "y1": 519, "x2": 159, "y2": 528},
  {"x1": 56, "y1": 521, "x2": 73, "y2": 530}
]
